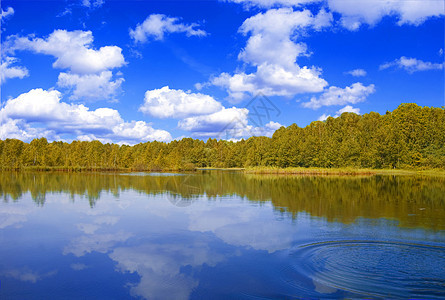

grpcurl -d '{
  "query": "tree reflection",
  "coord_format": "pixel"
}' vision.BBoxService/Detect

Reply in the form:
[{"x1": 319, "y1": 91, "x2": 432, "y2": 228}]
[{"x1": 1, "y1": 171, "x2": 444, "y2": 229}]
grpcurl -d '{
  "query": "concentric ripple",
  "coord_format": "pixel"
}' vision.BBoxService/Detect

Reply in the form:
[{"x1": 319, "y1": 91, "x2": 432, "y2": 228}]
[{"x1": 283, "y1": 240, "x2": 445, "y2": 298}]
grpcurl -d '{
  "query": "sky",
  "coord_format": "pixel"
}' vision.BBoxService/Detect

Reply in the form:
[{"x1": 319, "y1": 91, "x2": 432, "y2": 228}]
[{"x1": 0, "y1": 0, "x2": 444, "y2": 144}]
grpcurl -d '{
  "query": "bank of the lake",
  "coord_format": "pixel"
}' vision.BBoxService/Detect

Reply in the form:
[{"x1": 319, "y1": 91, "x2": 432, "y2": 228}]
[
  {"x1": 2, "y1": 166, "x2": 445, "y2": 177},
  {"x1": 244, "y1": 166, "x2": 445, "y2": 176}
]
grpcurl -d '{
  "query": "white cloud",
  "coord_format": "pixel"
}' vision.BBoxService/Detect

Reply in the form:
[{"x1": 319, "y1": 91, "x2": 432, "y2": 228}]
[
  {"x1": 82, "y1": 0, "x2": 105, "y2": 8},
  {"x1": 237, "y1": 8, "x2": 330, "y2": 66},
  {"x1": 1, "y1": 7, "x2": 14, "y2": 21},
  {"x1": 178, "y1": 107, "x2": 282, "y2": 139},
  {"x1": 178, "y1": 107, "x2": 249, "y2": 136},
  {"x1": 212, "y1": 64, "x2": 327, "y2": 101},
  {"x1": 0, "y1": 88, "x2": 172, "y2": 143},
  {"x1": 57, "y1": 71, "x2": 124, "y2": 101},
  {"x1": 327, "y1": 0, "x2": 444, "y2": 30},
  {"x1": 1, "y1": 89, "x2": 122, "y2": 129},
  {"x1": 211, "y1": 8, "x2": 331, "y2": 101},
  {"x1": 0, "y1": 119, "x2": 59, "y2": 141},
  {"x1": 226, "y1": 0, "x2": 443, "y2": 29},
  {"x1": 225, "y1": 0, "x2": 320, "y2": 9},
  {"x1": 345, "y1": 68, "x2": 367, "y2": 77},
  {"x1": 318, "y1": 113, "x2": 330, "y2": 121},
  {"x1": 111, "y1": 121, "x2": 173, "y2": 144},
  {"x1": 379, "y1": 56, "x2": 444, "y2": 73},
  {"x1": 7, "y1": 29, "x2": 126, "y2": 101},
  {"x1": 303, "y1": 82, "x2": 375, "y2": 109},
  {"x1": 317, "y1": 105, "x2": 360, "y2": 121},
  {"x1": 140, "y1": 86, "x2": 223, "y2": 118},
  {"x1": 138, "y1": 86, "x2": 281, "y2": 139},
  {"x1": 0, "y1": 57, "x2": 29, "y2": 84},
  {"x1": 10, "y1": 30, "x2": 125, "y2": 74},
  {"x1": 130, "y1": 14, "x2": 207, "y2": 43},
  {"x1": 250, "y1": 120, "x2": 283, "y2": 137},
  {"x1": 336, "y1": 105, "x2": 360, "y2": 115}
]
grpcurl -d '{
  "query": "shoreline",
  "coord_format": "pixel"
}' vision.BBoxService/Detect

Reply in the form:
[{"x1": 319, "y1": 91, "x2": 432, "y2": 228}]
[
  {"x1": 1, "y1": 166, "x2": 445, "y2": 176},
  {"x1": 243, "y1": 167, "x2": 445, "y2": 176}
]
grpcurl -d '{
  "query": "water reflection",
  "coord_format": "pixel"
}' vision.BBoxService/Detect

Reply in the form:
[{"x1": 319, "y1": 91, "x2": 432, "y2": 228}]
[
  {"x1": 0, "y1": 172, "x2": 444, "y2": 299},
  {"x1": 1, "y1": 171, "x2": 444, "y2": 229}
]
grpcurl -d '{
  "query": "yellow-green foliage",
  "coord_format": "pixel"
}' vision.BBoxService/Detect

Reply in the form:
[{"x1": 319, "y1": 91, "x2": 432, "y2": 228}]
[{"x1": 1, "y1": 103, "x2": 444, "y2": 171}]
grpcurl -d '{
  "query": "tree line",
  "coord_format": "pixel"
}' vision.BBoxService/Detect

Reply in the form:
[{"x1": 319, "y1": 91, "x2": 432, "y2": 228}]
[{"x1": 1, "y1": 103, "x2": 444, "y2": 170}]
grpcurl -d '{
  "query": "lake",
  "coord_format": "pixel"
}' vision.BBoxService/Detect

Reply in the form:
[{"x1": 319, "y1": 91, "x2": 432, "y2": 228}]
[{"x1": 0, "y1": 171, "x2": 444, "y2": 299}]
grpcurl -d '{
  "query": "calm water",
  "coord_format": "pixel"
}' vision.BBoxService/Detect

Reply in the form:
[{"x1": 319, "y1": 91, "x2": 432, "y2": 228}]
[{"x1": 0, "y1": 171, "x2": 444, "y2": 299}]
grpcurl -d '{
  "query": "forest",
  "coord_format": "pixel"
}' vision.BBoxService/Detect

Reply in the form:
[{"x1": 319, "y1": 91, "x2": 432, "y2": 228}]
[{"x1": 1, "y1": 103, "x2": 444, "y2": 171}]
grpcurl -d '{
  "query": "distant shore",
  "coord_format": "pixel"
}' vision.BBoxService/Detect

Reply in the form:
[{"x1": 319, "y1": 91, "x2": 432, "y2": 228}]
[
  {"x1": 243, "y1": 166, "x2": 445, "y2": 176},
  {"x1": 2, "y1": 166, "x2": 445, "y2": 177}
]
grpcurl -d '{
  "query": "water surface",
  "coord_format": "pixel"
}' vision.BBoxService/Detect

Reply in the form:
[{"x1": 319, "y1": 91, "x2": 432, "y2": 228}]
[{"x1": 0, "y1": 172, "x2": 444, "y2": 299}]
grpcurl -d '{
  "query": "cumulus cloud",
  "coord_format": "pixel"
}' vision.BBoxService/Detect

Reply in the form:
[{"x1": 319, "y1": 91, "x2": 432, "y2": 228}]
[
  {"x1": 178, "y1": 107, "x2": 249, "y2": 136},
  {"x1": 178, "y1": 106, "x2": 282, "y2": 139},
  {"x1": 345, "y1": 68, "x2": 366, "y2": 77},
  {"x1": 225, "y1": 0, "x2": 320, "y2": 9},
  {"x1": 0, "y1": 57, "x2": 29, "y2": 84},
  {"x1": 7, "y1": 30, "x2": 126, "y2": 101},
  {"x1": 250, "y1": 121, "x2": 283, "y2": 137},
  {"x1": 1, "y1": 89, "x2": 121, "y2": 130},
  {"x1": 10, "y1": 30, "x2": 125, "y2": 74},
  {"x1": 318, "y1": 113, "x2": 330, "y2": 121},
  {"x1": 140, "y1": 86, "x2": 223, "y2": 118},
  {"x1": 81, "y1": 0, "x2": 104, "y2": 8},
  {"x1": 0, "y1": 119, "x2": 59, "y2": 141},
  {"x1": 379, "y1": 56, "x2": 444, "y2": 73},
  {"x1": 226, "y1": 0, "x2": 443, "y2": 29},
  {"x1": 57, "y1": 71, "x2": 124, "y2": 101},
  {"x1": 211, "y1": 8, "x2": 331, "y2": 101},
  {"x1": 327, "y1": 0, "x2": 444, "y2": 30},
  {"x1": 0, "y1": 88, "x2": 172, "y2": 143},
  {"x1": 138, "y1": 86, "x2": 281, "y2": 139},
  {"x1": 318, "y1": 105, "x2": 361, "y2": 121},
  {"x1": 212, "y1": 64, "x2": 327, "y2": 101},
  {"x1": 111, "y1": 121, "x2": 172, "y2": 144},
  {"x1": 130, "y1": 14, "x2": 207, "y2": 43},
  {"x1": 303, "y1": 82, "x2": 375, "y2": 109},
  {"x1": 1, "y1": 7, "x2": 14, "y2": 21},
  {"x1": 336, "y1": 105, "x2": 360, "y2": 115}
]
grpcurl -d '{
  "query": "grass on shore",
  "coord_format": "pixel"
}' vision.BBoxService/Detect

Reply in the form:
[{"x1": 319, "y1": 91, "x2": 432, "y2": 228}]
[
  {"x1": 244, "y1": 166, "x2": 445, "y2": 176},
  {"x1": 2, "y1": 165, "x2": 445, "y2": 177},
  {"x1": 196, "y1": 167, "x2": 246, "y2": 171}
]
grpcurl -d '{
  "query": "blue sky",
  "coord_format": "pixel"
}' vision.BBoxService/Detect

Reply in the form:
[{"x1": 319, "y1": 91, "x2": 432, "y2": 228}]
[{"x1": 1, "y1": 0, "x2": 444, "y2": 144}]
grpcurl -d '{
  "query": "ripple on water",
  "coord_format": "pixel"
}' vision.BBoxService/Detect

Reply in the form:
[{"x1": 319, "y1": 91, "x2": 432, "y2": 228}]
[{"x1": 282, "y1": 240, "x2": 445, "y2": 299}]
